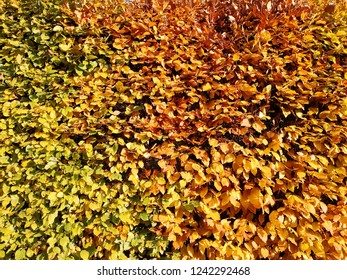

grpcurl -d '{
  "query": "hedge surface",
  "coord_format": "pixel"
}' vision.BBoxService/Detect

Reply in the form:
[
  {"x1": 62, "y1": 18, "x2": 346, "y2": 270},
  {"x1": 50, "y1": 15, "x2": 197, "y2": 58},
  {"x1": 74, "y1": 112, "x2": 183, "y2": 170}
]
[{"x1": 0, "y1": 0, "x2": 347, "y2": 259}]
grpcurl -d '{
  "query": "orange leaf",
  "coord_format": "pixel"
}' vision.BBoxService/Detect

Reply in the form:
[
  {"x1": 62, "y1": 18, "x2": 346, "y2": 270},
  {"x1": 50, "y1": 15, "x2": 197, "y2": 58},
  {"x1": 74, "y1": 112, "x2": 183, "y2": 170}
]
[
  {"x1": 249, "y1": 187, "x2": 262, "y2": 209},
  {"x1": 241, "y1": 118, "x2": 252, "y2": 127},
  {"x1": 257, "y1": 228, "x2": 268, "y2": 243},
  {"x1": 260, "y1": 247, "x2": 269, "y2": 258},
  {"x1": 214, "y1": 180, "x2": 222, "y2": 191},
  {"x1": 221, "y1": 177, "x2": 230, "y2": 187}
]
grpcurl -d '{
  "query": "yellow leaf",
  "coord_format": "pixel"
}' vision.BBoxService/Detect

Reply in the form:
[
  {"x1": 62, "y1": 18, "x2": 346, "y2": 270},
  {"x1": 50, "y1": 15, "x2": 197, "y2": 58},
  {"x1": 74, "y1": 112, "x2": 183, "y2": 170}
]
[
  {"x1": 303, "y1": 34, "x2": 314, "y2": 42},
  {"x1": 157, "y1": 177, "x2": 166, "y2": 185},
  {"x1": 312, "y1": 172, "x2": 328, "y2": 180},
  {"x1": 297, "y1": 171, "x2": 306, "y2": 179},
  {"x1": 192, "y1": 163, "x2": 202, "y2": 172},
  {"x1": 47, "y1": 212, "x2": 57, "y2": 225},
  {"x1": 221, "y1": 192, "x2": 230, "y2": 206},
  {"x1": 269, "y1": 210, "x2": 278, "y2": 223},
  {"x1": 312, "y1": 241, "x2": 325, "y2": 258},
  {"x1": 224, "y1": 153, "x2": 235, "y2": 163},
  {"x1": 59, "y1": 43, "x2": 71, "y2": 51},
  {"x1": 208, "y1": 210, "x2": 220, "y2": 221},
  {"x1": 278, "y1": 228, "x2": 289, "y2": 241},
  {"x1": 260, "y1": 165, "x2": 272, "y2": 178},
  {"x1": 220, "y1": 142, "x2": 230, "y2": 154},
  {"x1": 179, "y1": 34, "x2": 189, "y2": 44},
  {"x1": 250, "y1": 158, "x2": 258, "y2": 176},
  {"x1": 129, "y1": 174, "x2": 139, "y2": 184},
  {"x1": 115, "y1": 81, "x2": 127, "y2": 93},
  {"x1": 119, "y1": 212, "x2": 132, "y2": 223},
  {"x1": 243, "y1": 159, "x2": 251, "y2": 172},
  {"x1": 299, "y1": 242, "x2": 310, "y2": 251},
  {"x1": 122, "y1": 65, "x2": 132, "y2": 74},
  {"x1": 337, "y1": 30, "x2": 347, "y2": 37},
  {"x1": 174, "y1": 225, "x2": 183, "y2": 235},
  {"x1": 49, "y1": 110, "x2": 56, "y2": 119},
  {"x1": 80, "y1": 250, "x2": 89, "y2": 260},
  {"x1": 208, "y1": 197, "x2": 219, "y2": 209},
  {"x1": 320, "y1": 202, "x2": 328, "y2": 213},
  {"x1": 230, "y1": 190, "x2": 241, "y2": 207},
  {"x1": 317, "y1": 156, "x2": 329, "y2": 166},
  {"x1": 202, "y1": 83, "x2": 212, "y2": 91},
  {"x1": 239, "y1": 83, "x2": 257, "y2": 93},
  {"x1": 179, "y1": 179, "x2": 187, "y2": 188},
  {"x1": 113, "y1": 38, "x2": 127, "y2": 49},
  {"x1": 232, "y1": 53, "x2": 241, "y2": 61},
  {"x1": 252, "y1": 120, "x2": 266, "y2": 133},
  {"x1": 15, "y1": 249, "x2": 26, "y2": 260},
  {"x1": 168, "y1": 172, "x2": 180, "y2": 184},
  {"x1": 209, "y1": 138, "x2": 218, "y2": 147},
  {"x1": 181, "y1": 172, "x2": 193, "y2": 182},
  {"x1": 323, "y1": 220, "x2": 333, "y2": 232},
  {"x1": 211, "y1": 162, "x2": 224, "y2": 174},
  {"x1": 59, "y1": 236, "x2": 70, "y2": 248},
  {"x1": 85, "y1": 143, "x2": 93, "y2": 158},
  {"x1": 199, "y1": 239, "x2": 210, "y2": 255},
  {"x1": 152, "y1": 77, "x2": 162, "y2": 87},
  {"x1": 158, "y1": 159, "x2": 166, "y2": 169},
  {"x1": 213, "y1": 75, "x2": 221, "y2": 80},
  {"x1": 202, "y1": 204, "x2": 220, "y2": 220}
]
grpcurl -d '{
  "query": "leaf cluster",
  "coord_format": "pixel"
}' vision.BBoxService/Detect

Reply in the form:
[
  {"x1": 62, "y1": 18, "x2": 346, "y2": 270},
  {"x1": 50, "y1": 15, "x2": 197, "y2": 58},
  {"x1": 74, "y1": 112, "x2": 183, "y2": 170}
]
[{"x1": 0, "y1": 0, "x2": 347, "y2": 260}]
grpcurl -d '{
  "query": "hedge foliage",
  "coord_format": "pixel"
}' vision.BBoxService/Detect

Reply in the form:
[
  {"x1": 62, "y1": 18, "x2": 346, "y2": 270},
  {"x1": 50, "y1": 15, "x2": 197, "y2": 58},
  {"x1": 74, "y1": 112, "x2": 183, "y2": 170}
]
[{"x1": 0, "y1": 0, "x2": 347, "y2": 259}]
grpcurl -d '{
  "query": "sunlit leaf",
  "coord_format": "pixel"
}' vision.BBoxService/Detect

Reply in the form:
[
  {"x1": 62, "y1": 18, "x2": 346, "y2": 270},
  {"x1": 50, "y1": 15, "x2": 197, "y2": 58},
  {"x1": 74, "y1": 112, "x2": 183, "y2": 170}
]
[
  {"x1": 80, "y1": 250, "x2": 89, "y2": 260},
  {"x1": 59, "y1": 43, "x2": 71, "y2": 52}
]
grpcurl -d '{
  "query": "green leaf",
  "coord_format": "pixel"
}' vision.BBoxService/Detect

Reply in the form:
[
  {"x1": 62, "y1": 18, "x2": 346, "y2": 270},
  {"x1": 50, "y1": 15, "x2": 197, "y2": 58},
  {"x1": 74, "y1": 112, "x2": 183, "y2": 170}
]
[
  {"x1": 184, "y1": 203, "x2": 195, "y2": 213},
  {"x1": 89, "y1": 61, "x2": 98, "y2": 69},
  {"x1": 64, "y1": 223, "x2": 72, "y2": 232},
  {"x1": 75, "y1": 68, "x2": 84, "y2": 76},
  {"x1": 139, "y1": 212, "x2": 149, "y2": 221}
]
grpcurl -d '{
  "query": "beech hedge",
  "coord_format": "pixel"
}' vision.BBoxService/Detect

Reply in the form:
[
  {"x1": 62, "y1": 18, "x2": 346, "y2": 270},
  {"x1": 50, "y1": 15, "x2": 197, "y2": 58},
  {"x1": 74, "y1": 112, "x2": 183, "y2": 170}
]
[{"x1": 0, "y1": 0, "x2": 347, "y2": 259}]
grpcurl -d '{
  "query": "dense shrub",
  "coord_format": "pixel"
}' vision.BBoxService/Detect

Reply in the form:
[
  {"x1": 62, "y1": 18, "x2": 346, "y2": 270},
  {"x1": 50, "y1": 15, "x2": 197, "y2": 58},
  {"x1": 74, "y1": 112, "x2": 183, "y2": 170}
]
[{"x1": 0, "y1": 0, "x2": 346, "y2": 259}]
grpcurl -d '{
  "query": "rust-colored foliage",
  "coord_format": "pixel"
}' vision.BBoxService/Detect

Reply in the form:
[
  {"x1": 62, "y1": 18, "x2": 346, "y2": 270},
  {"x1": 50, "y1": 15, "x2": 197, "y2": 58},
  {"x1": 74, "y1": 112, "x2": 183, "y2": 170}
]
[{"x1": 0, "y1": 0, "x2": 346, "y2": 259}]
